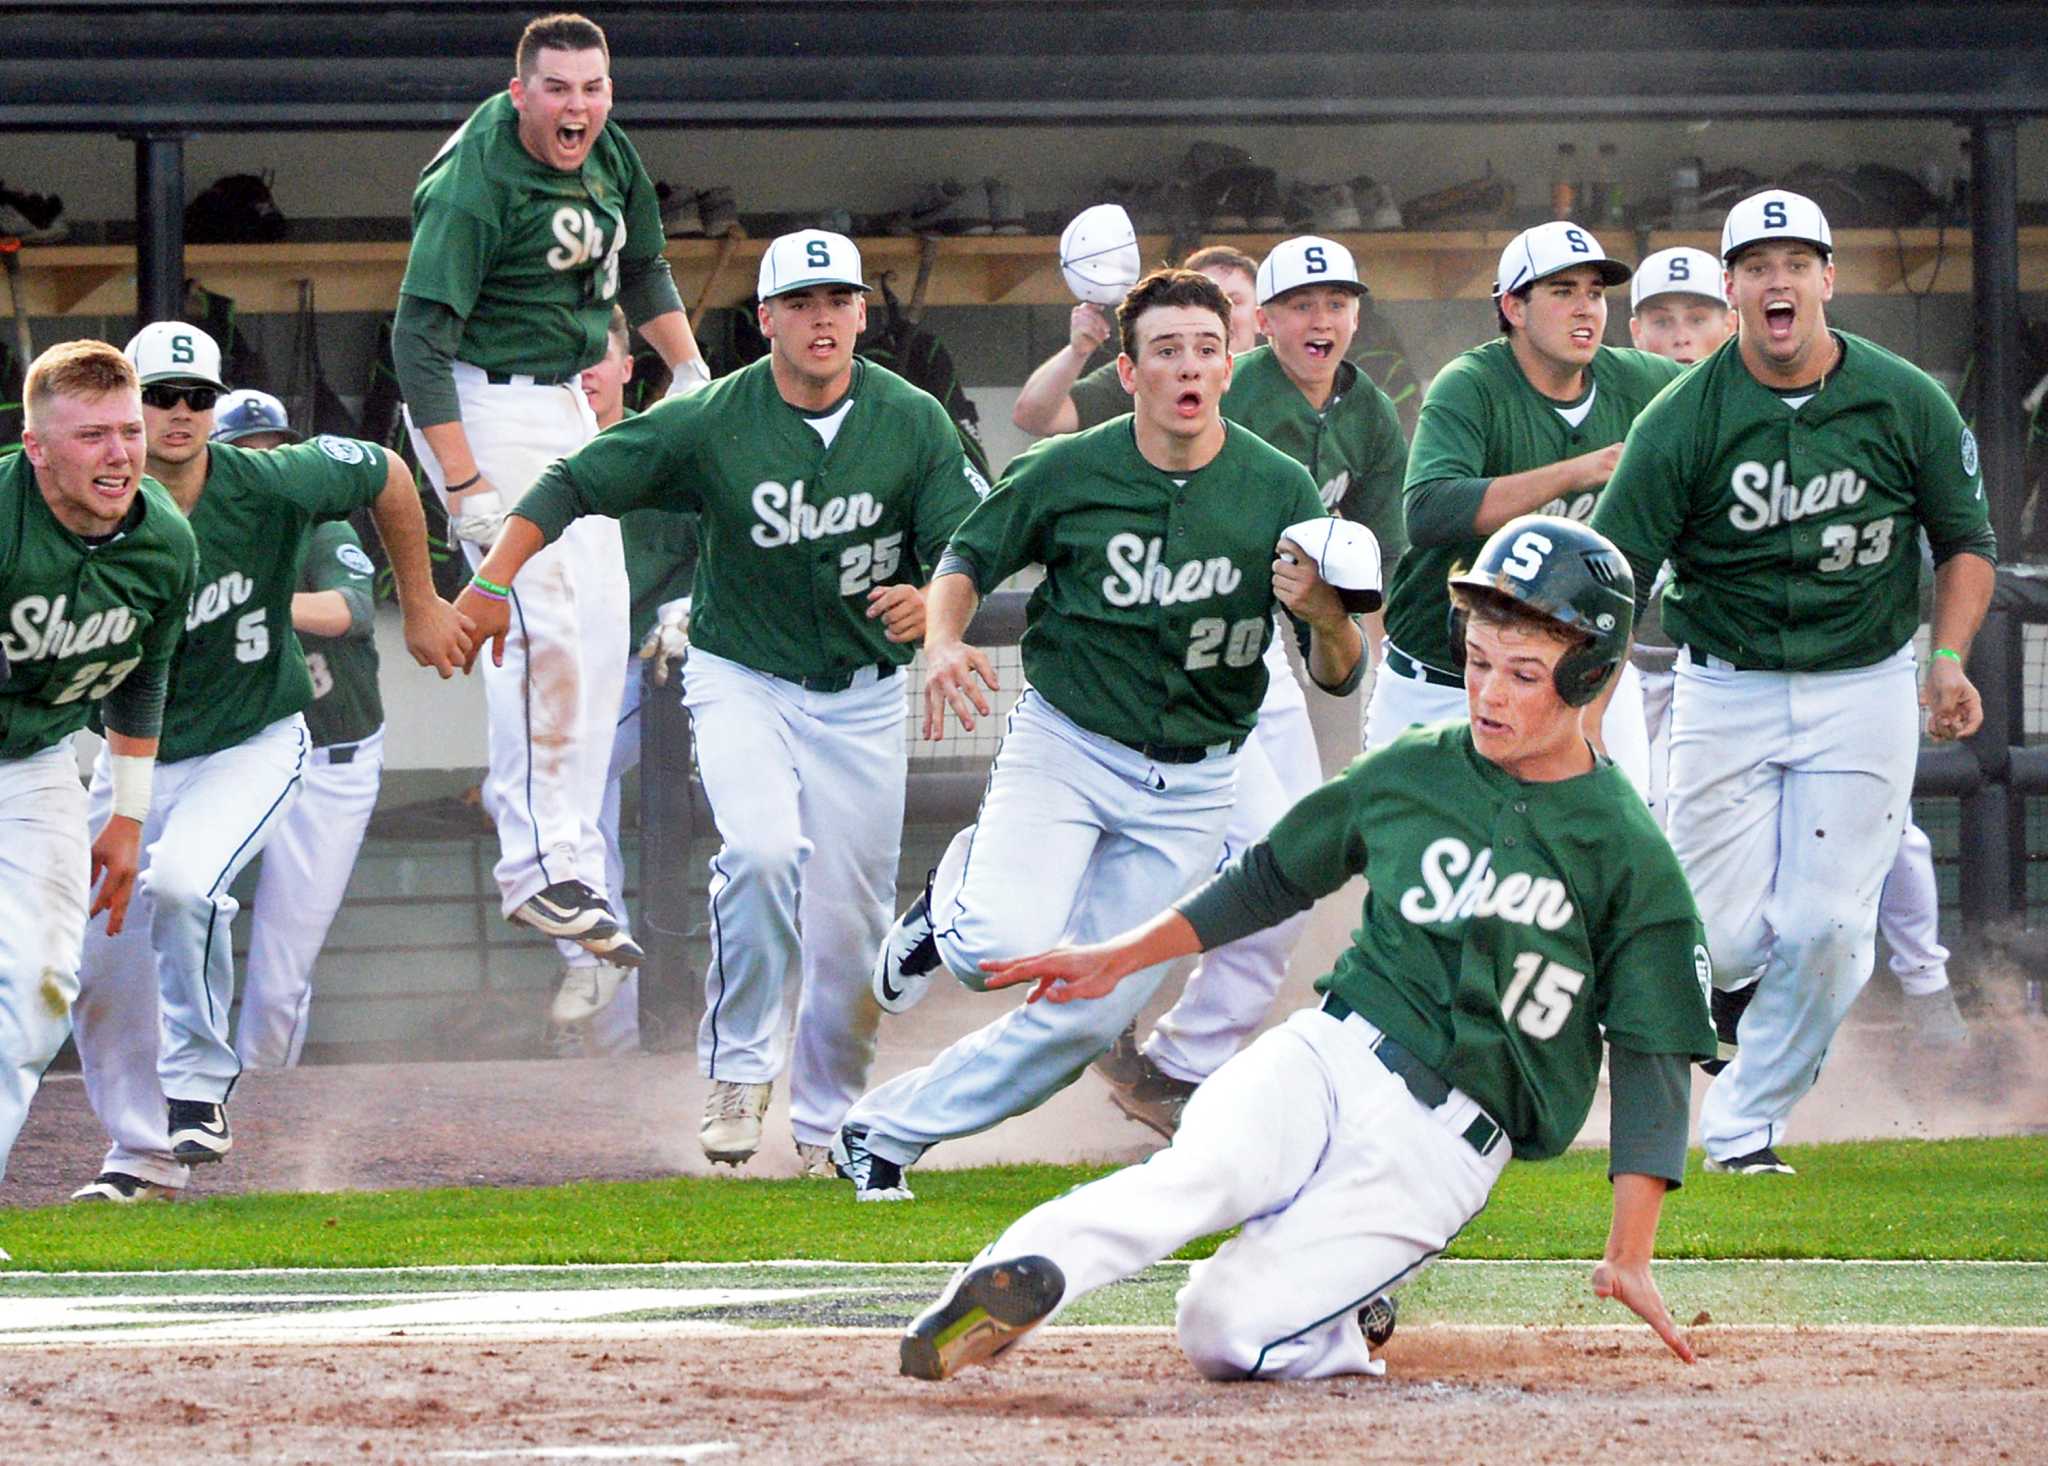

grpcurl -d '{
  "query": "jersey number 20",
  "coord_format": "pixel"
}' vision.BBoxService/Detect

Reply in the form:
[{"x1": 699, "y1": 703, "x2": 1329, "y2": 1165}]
[{"x1": 1500, "y1": 950, "x2": 1585, "y2": 1039}]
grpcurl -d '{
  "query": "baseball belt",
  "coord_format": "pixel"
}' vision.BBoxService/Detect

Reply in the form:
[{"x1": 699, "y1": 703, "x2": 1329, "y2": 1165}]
[
  {"x1": 1385, "y1": 645, "x2": 1464, "y2": 689},
  {"x1": 1322, "y1": 992, "x2": 1505, "y2": 1156}
]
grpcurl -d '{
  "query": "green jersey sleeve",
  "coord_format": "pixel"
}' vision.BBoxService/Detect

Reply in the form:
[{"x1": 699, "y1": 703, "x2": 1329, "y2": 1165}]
[
  {"x1": 515, "y1": 396, "x2": 707, "y2": 543},
  {"x1": 910, "y1": 395, "x2": 990, "y2": 573},
  {"x1": 940, "y1": 439, "x2": 1057, "y2": 591},
  {"x1": 613, "y1": 131, "x2": 685, "y2": 326},
  {"x1": 1402, "y1": 362, "x2": 1492, "y2": 548},
  {"x1": 302, "y1": 519, "x2": 378, "y2": 640},
  {"x1": 1587, "y1": 415, "x2": 1690, "y2": 608},
  {"x1": 1344, "y1": 384, "x2": 1410, "y2": 563},
  {"x1": 398, "y1": 198, "x2": 500, "y2": 319},
  {"x1": 1264, "y1": 757, "x2": 1373, "y2": 901},
  {"x1": 254, "y1": 437, "x2": 391, "y2": 520},
  {"x1": 1911, "y1": 384, "x2": 1998, "y2": 565},
  {"x1": 1588, "y1": 820, "x2": 1716, "y2": 1060},
  {"x1": 1068, "y1": 360, "x2": 1129, "y2": 431}
]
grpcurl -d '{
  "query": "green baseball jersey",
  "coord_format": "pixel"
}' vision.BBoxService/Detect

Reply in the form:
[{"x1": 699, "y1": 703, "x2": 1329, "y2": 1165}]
[
  {"x1": 400, "y1": 92, "x2": 671, "y2": 379},
  {"x1": 297, "y1": 519, "x2": 384, "y2": 749},
  {"x1": 1591, "y1": 333, "x2": 1998, "y2": 672},
  {"x1": 605, "y1": 407, "x2": 700, "y2": 648},
  {"x1": 944, "y1": 419, "x2": 1328, "y2": 749},
  {"x1": 156, "y1": 437, "x2": 390, "y2": 763},
  {"x1": 1222, "y1": 345, "x2": 1409, "y2": 564},
  {"x1": 1389, "y1": 340, "x2": 1683, "y2": 670},
  {"x1": 516, "y1": 356, "x2": 984, "y2": 683},
  {"x1": 0, "y1": 456, "x2": 198, "y2": 759},
  {"x1": 1274, "y1": 722, "x2": 1714, "y2": 1159},
  {"x1": 1070, "y1": 359, "x2": 1130, "y2": 432}
]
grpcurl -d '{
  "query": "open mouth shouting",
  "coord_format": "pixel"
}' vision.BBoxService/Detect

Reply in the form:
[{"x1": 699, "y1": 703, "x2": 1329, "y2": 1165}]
[
  {"x1": 1763, "y1": 298, "x2": 1798, "y2": 343},
  {"x1": 1566, "y1": 323, "x2": 1598, "y2": 351},
  {"x1": 89, "y1": 470, "x2": 136, "y2": 508},
  {"x1": 1304, "y1": 335, "x2": 1336, "y2": 363},
  {"x1": 555, "y1": 119, "x2": 590, "y2": 160},
  {"x1": 1174, "y1": 387, "x2": 1206, "y2": 419}
]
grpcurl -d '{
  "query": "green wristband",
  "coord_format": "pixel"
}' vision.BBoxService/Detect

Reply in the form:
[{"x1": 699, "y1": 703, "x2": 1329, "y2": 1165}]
[
  {"x1": 471, "y1": 573, "x2": 512, "y2": 598},
  {"x1": 1933, "y1": 647, "x2": 1963, "y2": 664}
]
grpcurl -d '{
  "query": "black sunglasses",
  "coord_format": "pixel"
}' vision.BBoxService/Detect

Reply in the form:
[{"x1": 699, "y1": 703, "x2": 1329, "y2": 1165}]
[{"x1": 141, "y1": 384, "x2": 221, "y2": 412}]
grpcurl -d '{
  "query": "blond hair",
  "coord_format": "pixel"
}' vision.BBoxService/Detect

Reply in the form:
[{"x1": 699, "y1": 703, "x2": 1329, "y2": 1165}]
[{"x1": 23, "y1": 339, "x2": 137, "y2": 429}]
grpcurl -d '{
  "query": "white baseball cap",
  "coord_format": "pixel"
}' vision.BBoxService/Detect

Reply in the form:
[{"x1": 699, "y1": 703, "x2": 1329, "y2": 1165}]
[
  {"x1": 757, "y1": 230, "x2": 869, "y2": 302},
  {"x1": 210, "y1": 389, "x2": 301, "y2": 444},
  {"x1": 1059, "y1": 203, "x2": 1142, "y2": 306},
  {"x1": 1281, "y1": 516, "x2": 1383, "y2": 613},
  {"x1": 1630, "y1": 247, "x2": 1728, "y2": 311},
  {"x1": 1492, "y1": 222, "x2": 1631, "y2": 299},
  {"x1": 1720, "y1": 188, "x2": 1832, "y2": 263},
  {"x1": 124, "y1": 321, "x2": 227, "y2": 389},
  {"x1": 1255, "y1": 236, "x2": 1368, "y2": 305}
]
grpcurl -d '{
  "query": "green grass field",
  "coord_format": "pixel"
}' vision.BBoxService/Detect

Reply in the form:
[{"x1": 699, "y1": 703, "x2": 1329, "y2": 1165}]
[{"x1": 4, "y1": 1136, "x2": 2042, "y2": 1274}]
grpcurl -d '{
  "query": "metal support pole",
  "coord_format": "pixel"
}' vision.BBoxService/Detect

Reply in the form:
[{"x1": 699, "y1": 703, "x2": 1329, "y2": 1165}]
[
  {"x1": 127, "y1": 131, "x2": 186, "y2": 330},
  {"x1": 1963, "y1": 117, "x2": 2028, "y2": 921}
]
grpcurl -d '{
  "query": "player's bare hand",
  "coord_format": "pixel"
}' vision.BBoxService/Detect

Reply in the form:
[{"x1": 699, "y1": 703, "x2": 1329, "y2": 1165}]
[
  {"x1": 982, "y1": 944, "x2": 1129, "y2": 1004},
  {"x1": 453, "y1": 584, "x2": 512, "y2": 671},
  {"x1": 1576, "y1": 443, "x2": 1625, "y2": 491},
  {"x1": 1591, "y1": 1258, "x2": 1696, "y2": 1364},
  {"x1": 867, "y1": 584, "x2": 927, "y2": 644},
  {"x1": 88, "y1": 815, "x2": 143, "y2": 936},
  {"x1": 921, "y1": 638, "x2": 998, "y2": 739},
  {"x1": 402, "y1": 595, "x2": 476, "y2": 679},
  {"x1": 1272, "y1": 537, "x2": 1347, "y2": 631},
  {"x1": 1920, "y1": 655, "x2": 1982, "y2": 741},
  {"x1": 1070, "y1": 303, "x2": 1112, "y2": 357}
]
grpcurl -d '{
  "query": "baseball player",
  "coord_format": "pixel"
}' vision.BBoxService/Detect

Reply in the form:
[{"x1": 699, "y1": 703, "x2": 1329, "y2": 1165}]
[
  {"x1": 1370, "y1": 222, "x2": 1682, "y2": 797},
  {"x1": 840, "y1": 267, "x2": 1366, "y2": 1200},
  {"x1": 0, "y1": 340, "x2": 198, "y2": 1190},
  {"x1": 217, "y1": 391, "x2": 388, "y2": 1070},
  {"x1": 1109, "y1": 235, "x2": 1408, "y2": 1134},
  {"x1": 1591, "y1": 189, "x2": 1996, "y2": 1174},
  {"x1": 69, "y1": 322, "x2": 467, "y2": 1202},
  {"x1": 1624, "y1": 256, "x2": 1969, "y2": 1047},
  {"x1": 454, "y1": 230, "x2": 985, "y2": 1176},
  {"x1": 1012, "y1": 245, "x2": 1261, "y2": 436},
  {"x1": 394, "y1": 11, "x2": 709, "y2": 973},
  {"x1": 579, "y1": 308, "x2": 699, "y2": 1055},
  {"x1": 899, "y1": 516, "x2": 1714, "y2": 1383}
]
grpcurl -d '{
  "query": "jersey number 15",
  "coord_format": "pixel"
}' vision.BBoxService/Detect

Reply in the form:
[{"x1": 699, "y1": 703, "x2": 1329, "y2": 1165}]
[{"x1": 1500, "y1": 950, "x2": 1586, "y2": 1040}]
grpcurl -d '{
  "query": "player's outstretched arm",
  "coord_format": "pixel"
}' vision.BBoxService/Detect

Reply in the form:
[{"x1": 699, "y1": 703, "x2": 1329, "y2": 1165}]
[
  {"x1": 1922, "y1": 552, "x2": 1995, "y2": 741},
  {"x1": 88, "y1": 731, "x2": 158, "y2": 936},
  {"x1": 1012, "y1": 305, "x2": 1110, "y2": 436},
  {"x1": 370, "y1": 455, "x2": 475, "y2": 678},
  {"x1": 1471, "y1": 444, "x2": 1624, "y2": 536},
  {"x1": 920, "y1": 573, "x2": 998, "y2": 739},
  {"x1": 454, "y1": 517, "x2": 548, "y2": 670},
  {"x1": 1591, "y1": 1172, "x2": 1696, "y2": 1363},
  {"x1": 983, "y1": 909, "x2": 1203, "y2": 1004}
]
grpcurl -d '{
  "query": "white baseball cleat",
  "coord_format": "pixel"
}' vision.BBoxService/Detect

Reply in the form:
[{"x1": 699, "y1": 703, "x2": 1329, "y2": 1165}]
[
  {"x1": 794, "y1": 1141, "x2": 839, "y2": 1179},
  {"x1": 700, "y1": 1081, "x2": 772, "y2": 1166},
  {"x1": 70, "y1": 1172, "x2": 174, "y2": 1204},
  {"x1": 873, "y1": 872, "x2": 940, "y2": 1015},
  {"x1": 552, "y1": 961, "x2": 630, "y2": 1026}
]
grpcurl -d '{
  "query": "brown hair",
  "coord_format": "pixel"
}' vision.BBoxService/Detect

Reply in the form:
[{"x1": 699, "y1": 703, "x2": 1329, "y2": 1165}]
[
  {"x1": 604, "y1": 305, "x2": 631, "y2": 357},
  {"x1": 1116, "y1": 268, "x2": 1231, "y2": 354},
  {"x1": 23, "y1": 339, "x2": 138, "y2": 429},
  {"x1": 517, "y1": 13, "x2": 608, "y2": 76},
  {"x1": 1449, "y1": 581, "x2": 1586, "y2": 649},
  {"x1": 1182, "y1": 245, "x2": 1257, "y2": 281}
]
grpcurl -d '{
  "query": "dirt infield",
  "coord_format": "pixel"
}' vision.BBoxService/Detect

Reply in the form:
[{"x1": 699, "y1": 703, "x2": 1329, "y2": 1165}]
[{"x1": 3, "y1": 1326, "x2": 2041, "y2": 1464}]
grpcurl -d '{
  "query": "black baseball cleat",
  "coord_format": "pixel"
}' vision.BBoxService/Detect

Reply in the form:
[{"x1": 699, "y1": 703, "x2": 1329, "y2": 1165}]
[
  {"x1": 510, "y1": 881, "x2": 644, "y2": 967},
  {"x1": 901, "y1": 1255, "x2": 1066, "y2": 1380},
  {"x1": 70, "y1": 1171, "x2": 173, "y2": 1203},
  {"x1": 831, "y1": 1124, "x2": 914, "y2": 1201},
  {"x1": 166, "y1": 1099, "x2": 231, "y2": 1164},
  {"x1": 872, "y1": 871, "x2": 940, "y2": 1015},
  {"x1": 1704, "y1": 1145, "x2": 1796, "y2": 1175},
  {"x1": 1091, "y1": 1023, "x2": 1147, "y2": 1088},
  {"x1": 1701, "y1": 980, "x2": 1759, "y2": 1076},
  {"x1": 1359, "y1": 1294, "x2": 1398, "y2": 1349},
  {"x1": 1110, "y1": 1056, "x2": 1198, "y2": 1140}
]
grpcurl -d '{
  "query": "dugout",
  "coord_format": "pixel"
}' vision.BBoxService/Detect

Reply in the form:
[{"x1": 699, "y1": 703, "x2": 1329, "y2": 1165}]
[{"x1": 3, "y1": 1, "x2": 2046, "y2": 1057}]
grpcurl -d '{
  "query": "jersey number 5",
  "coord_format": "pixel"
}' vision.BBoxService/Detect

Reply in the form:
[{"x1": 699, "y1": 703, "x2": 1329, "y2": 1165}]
[{"x1": 1500, "y1": 950, "x2": 1585, "y2": 1040}]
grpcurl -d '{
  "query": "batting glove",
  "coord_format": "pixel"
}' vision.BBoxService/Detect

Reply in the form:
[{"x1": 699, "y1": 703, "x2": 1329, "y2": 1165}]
[
  {"x1": 639, "y1": 597, "x2": 692, "y2": 685},
  {"x1": 447, "y1": 487, "x2": 509, "y2": 549},
  {"x1": 664, "y1": 357, "x2": 713, "y2": 400}
]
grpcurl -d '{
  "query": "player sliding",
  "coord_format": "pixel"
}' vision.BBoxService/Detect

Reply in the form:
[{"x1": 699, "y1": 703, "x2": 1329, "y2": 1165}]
[
  {"x1": 835, "y1": 266, "x2": 1369, "y2": 1200},
  {"x1": 900, "y1": 516, "x2": 1714, "y2": 1383}
]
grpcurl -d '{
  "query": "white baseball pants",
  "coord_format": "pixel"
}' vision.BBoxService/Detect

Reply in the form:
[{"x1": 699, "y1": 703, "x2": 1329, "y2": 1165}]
[
  {"x1": 237, "y1": 728, "x2": 384, "y2": 1069},
  {"x1": 75, "y1": 715, "x2": 308, "y2": 1189},
  {"x1": 1671, "y1": 646, "x2": 1919, "y2": 1162},
  {"x1": 1363, "y1": 642, "x2": 1467, "y2": 751},
  {"x1": 0, "y1": 743, "x2": 90, "y2": 1181},
  {"x1": 586, "y1": 659, "x2": 644, "y2": 1055},
  {"x1": 845, "y1": 692, "x2": 1237, "y2": 1166},
  {"x1": 986, "y1": 1006, "x2": 1507, "y2": 1379},
  {"x1": 1880, "y1": 821, "x2": 1950, "y2": 996},
  {"x1": 408, "y1": 365, "x2": 626, "y2": 950},
  {"x1": 1638, "y1": 661, "x2": 1676, "y2": 826},
  {"x1": 1143, "y1": 692, "x2": 1321, "y2": 1083},
  {"x1": 683, "y1": 648, "x2": 908, "y2": 1149}
]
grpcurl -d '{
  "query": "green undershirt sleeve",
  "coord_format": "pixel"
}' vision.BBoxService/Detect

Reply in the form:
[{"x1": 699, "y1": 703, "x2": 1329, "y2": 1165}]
[
  {"x1": 1174, "y1": 841, "x2": 1317, "y2": 951},
  {"x1": 1606, "y1": 1045, "x2": 1692, "y2": 1189},
  {"x1": 99, "y1": 660, "x2": 169, "y2": 741},
  {"x1": 391, "y1": 294, "x2": 466, "y2": 431},
  {"x1": 617, "y1": 259, "x2": 686, "y2": 333},
  {"x1": 1404, "y1": 477, "x2": 1494, "y2": 547}
]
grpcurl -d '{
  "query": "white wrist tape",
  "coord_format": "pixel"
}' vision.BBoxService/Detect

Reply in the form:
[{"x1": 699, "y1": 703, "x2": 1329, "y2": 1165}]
[
  {"x1": 109, "y1": 753, "x2": 155, "y2": 822},
  {"x1": 664, "y1": 357, "x2": 713, "y2": 399}
]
